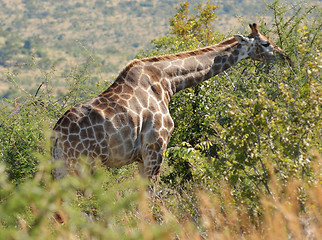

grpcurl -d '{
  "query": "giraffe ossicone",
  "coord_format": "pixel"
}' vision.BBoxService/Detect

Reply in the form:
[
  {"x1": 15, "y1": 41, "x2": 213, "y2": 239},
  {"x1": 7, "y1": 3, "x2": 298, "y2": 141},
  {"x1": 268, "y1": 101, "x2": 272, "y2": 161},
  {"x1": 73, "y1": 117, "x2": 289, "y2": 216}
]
[{"x1": 51, "y1": 23, "x2": 289, "y2": 180}]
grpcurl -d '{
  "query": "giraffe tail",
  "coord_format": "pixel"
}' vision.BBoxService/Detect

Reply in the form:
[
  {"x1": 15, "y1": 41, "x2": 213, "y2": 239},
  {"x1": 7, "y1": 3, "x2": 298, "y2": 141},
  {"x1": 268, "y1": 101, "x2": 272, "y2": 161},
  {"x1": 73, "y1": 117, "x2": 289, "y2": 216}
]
[
  {"x1": 51, "y1": 134, "x2": 62, "y2": 160},
  {"x1": 50, "y1": 134, "x2": 68, "y2": 179}
]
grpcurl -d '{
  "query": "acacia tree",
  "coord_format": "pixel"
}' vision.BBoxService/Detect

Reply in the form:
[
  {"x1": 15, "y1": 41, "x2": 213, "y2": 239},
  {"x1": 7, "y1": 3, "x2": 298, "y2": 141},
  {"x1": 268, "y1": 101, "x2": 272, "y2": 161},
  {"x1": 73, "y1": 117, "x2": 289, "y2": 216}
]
[{"x1": 138, "y1": 0, "x2": 321, "y2": 214}]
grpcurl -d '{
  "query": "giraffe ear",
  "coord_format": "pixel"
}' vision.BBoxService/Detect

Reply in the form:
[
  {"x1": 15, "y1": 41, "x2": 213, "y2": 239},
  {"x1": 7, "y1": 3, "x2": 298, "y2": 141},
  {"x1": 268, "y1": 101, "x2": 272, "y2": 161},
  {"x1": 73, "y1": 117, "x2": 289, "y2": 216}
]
[{"x1": 234, "y1": 34, "x2": 250, "y2": 45}]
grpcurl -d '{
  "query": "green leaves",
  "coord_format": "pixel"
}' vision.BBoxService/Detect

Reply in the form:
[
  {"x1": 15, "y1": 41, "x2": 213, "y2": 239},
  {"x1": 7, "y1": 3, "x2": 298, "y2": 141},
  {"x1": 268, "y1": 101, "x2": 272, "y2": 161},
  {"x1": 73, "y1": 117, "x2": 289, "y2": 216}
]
[
  {"x1": 137, "y1": 1, "x2": 223, "y2": 58},
  {"x1": 139, "y1": 0, "x2": 322, "y2": 216},
  {"x1": 170, "y1": 1, "x2": 219, "y2": 46},
  {"x1": 0, "y1": 1, "x2": 321, "y2": 239}
]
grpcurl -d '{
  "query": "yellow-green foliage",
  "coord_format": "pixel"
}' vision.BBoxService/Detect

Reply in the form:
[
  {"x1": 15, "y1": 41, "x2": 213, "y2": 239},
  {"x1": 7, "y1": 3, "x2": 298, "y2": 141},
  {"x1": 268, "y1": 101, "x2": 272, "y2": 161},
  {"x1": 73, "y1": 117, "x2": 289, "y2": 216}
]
[
  {"x1": 0, "y1": 149, "x2": 321, "y2": 239},
  {"x1": 0, "y1": 1, "x2": 321, "y2": 239}
]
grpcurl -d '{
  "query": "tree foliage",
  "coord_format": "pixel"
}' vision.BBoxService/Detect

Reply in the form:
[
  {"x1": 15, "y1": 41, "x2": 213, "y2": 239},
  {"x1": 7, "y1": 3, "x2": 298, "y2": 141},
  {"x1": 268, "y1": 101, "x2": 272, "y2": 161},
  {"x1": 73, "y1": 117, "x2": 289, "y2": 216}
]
[
  {"x1": 0, "y1": 0, "x2": 321, "y2": 238},
  {"x1": 139, "y1": 0, "x2": 321, "y2": 211}
]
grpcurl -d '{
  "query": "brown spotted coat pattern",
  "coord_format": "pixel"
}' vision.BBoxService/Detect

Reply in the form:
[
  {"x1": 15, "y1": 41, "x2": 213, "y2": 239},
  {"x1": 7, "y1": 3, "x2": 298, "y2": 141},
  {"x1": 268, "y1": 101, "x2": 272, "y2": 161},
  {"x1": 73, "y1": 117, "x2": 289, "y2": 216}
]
[{"x1": 51, "y1": 24, "x2": 289, "y2": 180}]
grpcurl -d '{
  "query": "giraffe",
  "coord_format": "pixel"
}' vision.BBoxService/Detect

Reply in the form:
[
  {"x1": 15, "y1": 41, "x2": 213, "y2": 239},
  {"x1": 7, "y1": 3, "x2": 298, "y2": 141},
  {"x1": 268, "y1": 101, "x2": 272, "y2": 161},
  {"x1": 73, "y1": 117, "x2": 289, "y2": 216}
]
[{"x1": 51, "y1": 23, "x2": 289, "y2": 181}]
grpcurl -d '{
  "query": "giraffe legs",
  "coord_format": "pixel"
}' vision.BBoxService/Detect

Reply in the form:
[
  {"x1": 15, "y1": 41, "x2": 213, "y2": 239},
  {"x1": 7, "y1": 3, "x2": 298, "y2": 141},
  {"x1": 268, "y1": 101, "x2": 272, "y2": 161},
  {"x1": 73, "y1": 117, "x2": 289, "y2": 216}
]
[
  {"x1": 137, "y1": 156, "x2": 159, "y2": 197},
  {"x1": 139, "y1": 148, "x2": 164, "y2": 182}
]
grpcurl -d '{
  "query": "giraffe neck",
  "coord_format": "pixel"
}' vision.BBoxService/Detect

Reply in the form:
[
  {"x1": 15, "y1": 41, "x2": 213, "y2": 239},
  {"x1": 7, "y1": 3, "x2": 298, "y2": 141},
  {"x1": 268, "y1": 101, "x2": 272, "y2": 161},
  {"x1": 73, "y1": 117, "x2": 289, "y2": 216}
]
[
  {"x1": 102, "y1": 37, "x2": 249, "y2": 105},
  {"x1": 147, "y1": 37, "x2": 248, "y2": 95}
]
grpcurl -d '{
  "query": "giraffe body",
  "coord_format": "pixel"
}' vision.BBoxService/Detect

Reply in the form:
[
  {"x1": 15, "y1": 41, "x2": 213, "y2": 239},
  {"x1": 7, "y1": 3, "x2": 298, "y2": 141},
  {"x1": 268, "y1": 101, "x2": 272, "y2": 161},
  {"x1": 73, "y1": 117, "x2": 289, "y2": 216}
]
[
  {"x1": 52, "y1": 24, "x2": 289, "y2": 179},
  {"x1": 53, "y1": 59, "x2": 175, "y2": 179}
]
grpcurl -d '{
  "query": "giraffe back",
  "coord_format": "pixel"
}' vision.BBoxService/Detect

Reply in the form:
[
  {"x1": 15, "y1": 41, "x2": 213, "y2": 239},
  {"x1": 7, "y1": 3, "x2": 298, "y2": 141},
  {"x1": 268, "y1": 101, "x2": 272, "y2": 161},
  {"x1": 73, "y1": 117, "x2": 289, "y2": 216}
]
[{"x1": 51, "y1": 60, "x2": 174, "y2": 178}]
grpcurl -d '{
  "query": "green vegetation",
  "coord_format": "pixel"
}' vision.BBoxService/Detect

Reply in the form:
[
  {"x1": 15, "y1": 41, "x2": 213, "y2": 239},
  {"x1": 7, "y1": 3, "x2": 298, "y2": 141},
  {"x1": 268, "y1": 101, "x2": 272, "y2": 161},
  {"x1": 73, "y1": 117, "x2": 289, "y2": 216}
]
[{"x1": 0, "y1": 0, "x2": 321, "y2": 239}]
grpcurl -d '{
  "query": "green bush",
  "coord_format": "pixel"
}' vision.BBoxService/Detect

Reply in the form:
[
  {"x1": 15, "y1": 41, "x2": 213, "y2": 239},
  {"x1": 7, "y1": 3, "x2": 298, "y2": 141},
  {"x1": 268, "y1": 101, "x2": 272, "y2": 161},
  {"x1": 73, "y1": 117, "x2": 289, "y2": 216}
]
[
  {"x1": 0, "y1": 53, "x2": 108, "y2": 184},
  {"x1": 139, "y1": 0, "x2": 321, "y2": 214},
  {"x1": 0, "y1": 141, "x2": 321, "y2": 239},
  {"x1": 0, "y1": 1, "x2": 321, "y2": 238}
]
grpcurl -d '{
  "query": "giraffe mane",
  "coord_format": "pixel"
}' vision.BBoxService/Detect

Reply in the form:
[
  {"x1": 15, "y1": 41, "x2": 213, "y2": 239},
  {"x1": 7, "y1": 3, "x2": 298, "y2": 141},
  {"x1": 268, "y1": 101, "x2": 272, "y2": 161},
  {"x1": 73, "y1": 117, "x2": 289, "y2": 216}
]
[
  {"x1": 118, "y1": 37, "x2": 238, "y2": 76},
  {"x1": 141, "y1": 37, "x2": 238, "y2": 63}
]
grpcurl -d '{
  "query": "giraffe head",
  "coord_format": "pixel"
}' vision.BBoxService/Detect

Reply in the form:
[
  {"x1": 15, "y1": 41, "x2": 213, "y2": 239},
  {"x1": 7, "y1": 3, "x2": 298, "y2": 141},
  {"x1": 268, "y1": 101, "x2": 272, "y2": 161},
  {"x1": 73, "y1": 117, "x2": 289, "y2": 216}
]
[{"x1": 234, "y1": 23, "x2": 290, "y2": 63}]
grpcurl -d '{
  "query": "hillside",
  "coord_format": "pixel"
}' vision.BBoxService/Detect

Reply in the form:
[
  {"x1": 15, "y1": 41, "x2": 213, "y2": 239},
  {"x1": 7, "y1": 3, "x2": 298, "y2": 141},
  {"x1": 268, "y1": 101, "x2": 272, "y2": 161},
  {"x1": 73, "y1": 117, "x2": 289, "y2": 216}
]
[{"x1": 0, "y1": 0, "x2": 319, "y2": 99}]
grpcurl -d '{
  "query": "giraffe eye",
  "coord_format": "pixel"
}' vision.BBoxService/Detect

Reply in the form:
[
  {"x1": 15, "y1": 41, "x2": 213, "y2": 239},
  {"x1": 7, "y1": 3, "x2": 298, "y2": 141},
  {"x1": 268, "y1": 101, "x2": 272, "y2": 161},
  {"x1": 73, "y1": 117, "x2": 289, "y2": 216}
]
[{"x1": 261, "y1": 42, "x2": 270, "y2": 47}]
